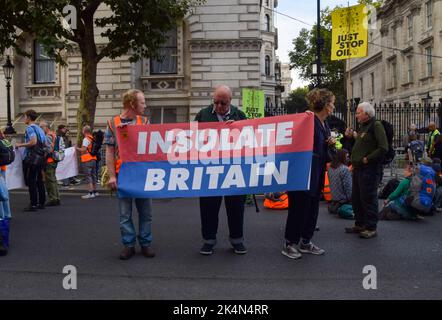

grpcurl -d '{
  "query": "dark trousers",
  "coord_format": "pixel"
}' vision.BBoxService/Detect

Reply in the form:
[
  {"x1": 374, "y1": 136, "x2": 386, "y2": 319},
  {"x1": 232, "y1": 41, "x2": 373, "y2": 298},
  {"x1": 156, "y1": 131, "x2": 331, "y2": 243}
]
[
  {"x1": 199, "y1": 195, "x2": 246, "y2": 244},
  {"x1": 23, "y1": 162, "x2": 46, "y2": 207},
  {"x1": 352, "y1": 165, "x2": 382, "y2": 231},
  {"x1": 285, "y1": 191, "x2": 320, "y2": 244}
]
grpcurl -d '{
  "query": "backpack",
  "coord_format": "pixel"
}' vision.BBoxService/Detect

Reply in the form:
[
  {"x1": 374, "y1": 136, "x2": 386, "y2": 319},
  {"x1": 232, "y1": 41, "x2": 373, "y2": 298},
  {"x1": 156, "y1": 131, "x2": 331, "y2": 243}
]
[
  {"x1": 409, "y1": 140, "x2": 424, "y2": 162},
  {"x1": 369, "y1": 120, "x2": 395, "y2": 165},
  {"x1": 263, "y1": 192, "x2": 288, "y2": 210},
  {"x1": 405, "y1": 165, "x2": 436, "y2": 214},
  {"x1": 90, "y1": 130, "x2": 104, "y2": 157},
  {"x1": 51, "y1": 135, "x2": 65, "y2": 162},
  {"x1": 0, "y1": 139, "x2": 15, "y2": 166},
  {"x1": 337, "y1": 204, "x2": 354, "y2": 219},
  {"x1": 378, "y1": 178, "x2": 400, "y2": 199}
]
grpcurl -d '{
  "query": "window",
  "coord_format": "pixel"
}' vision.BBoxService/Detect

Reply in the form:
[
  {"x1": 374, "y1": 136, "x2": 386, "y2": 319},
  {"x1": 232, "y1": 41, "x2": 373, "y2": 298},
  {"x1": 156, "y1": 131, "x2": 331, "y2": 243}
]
[
  {"x1": 148, "y1": 106, "x2": 188, "y2": 124},
  {"x1": 407, "y1": 15, "x2": 413, "y2": 39},
  {"x1": 266, "y1": 0, "x2": 270, "y2": 6},
  {"x1": 265, "y1": 55, "x2": 271, "y2": 76},
  {"x1": 426, "y1": 0, "x2": 433, "y2": 29},
  {"x1": 370, "y1": 73, "x2": 375, "y2": 97},
  {"x1": 391, "y1": 62, "x2": 397, "y2": 87},
  {"x1": 426, "y1": 47, "x2": 433, "y2": 77},
  {"x1": 360, "y1": 77, "x2": 363, "y2": 99},
  {"x1": 392, "y1": 27, "x2": 397, "y2": 47},
  {"x1": 34, "y1": 42, "x2": 55, "y2": 83},
  {"x1": 407, "y1": 56, "x2": 413, "y2": 82},
  {"x1": 265, "y1": 14, "x2": 271, "y2": 32},
  {"x1": 150, "y1": 28, "x2": 178, "y2": 74}
]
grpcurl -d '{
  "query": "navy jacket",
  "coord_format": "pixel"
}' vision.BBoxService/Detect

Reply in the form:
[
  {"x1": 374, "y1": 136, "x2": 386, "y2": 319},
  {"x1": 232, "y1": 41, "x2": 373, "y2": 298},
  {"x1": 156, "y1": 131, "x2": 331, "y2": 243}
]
[{"x1": 307, "y1": 115, "x2": 331, "y2": 196}]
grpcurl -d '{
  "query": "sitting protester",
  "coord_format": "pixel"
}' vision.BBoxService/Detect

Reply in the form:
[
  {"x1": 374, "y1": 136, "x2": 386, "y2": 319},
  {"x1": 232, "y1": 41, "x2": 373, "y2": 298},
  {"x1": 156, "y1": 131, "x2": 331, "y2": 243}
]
[
  {"x1": 431, "y1": 160, "x2": 442, "y2": 212},
  {"x1": 381, "y1": 165, "x2": 416, "y2": 220},
  {"x1": 327, "y1": 149, "x2": 352, "y2": 214}
]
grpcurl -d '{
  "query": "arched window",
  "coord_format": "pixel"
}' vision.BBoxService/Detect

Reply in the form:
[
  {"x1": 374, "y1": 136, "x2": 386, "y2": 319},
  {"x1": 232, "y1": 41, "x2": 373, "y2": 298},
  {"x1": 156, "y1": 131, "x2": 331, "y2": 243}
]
[
  {"x1": 265, "y1": 14, "x2": 270, "y2": 32},
  {"x1": 265, "y1": 55, "x2": 271, "y2": 76}
]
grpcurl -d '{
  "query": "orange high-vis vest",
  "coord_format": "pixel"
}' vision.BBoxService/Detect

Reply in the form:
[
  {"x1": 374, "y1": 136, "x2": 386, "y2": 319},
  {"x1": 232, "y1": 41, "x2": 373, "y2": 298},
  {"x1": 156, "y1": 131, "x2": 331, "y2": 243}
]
[
  {"x1": 108, "y1": 115, "x2": 147, "y2": 174},
  {"x1": 1, "y1": 165, "x2": 6, "y2": 171},
  {"x1": 323, "y1": 163, "x2": 332, "y2": 202},
  {"x1": 47, "y1": 131, "x2": 56, "y2": 164},
  {"x1": 263, "y1": 193, "x2": 288, "y2": 210},
  {"x1": 80, "y1": 134, "x2": 97, "y2": 163}
]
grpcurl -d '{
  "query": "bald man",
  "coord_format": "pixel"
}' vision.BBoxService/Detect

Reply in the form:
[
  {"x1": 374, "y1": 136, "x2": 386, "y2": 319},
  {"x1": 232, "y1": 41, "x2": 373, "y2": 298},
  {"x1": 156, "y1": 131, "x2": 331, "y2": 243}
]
[{"x1": 194, "y1": 85, "x2": 248, "y2": 255}]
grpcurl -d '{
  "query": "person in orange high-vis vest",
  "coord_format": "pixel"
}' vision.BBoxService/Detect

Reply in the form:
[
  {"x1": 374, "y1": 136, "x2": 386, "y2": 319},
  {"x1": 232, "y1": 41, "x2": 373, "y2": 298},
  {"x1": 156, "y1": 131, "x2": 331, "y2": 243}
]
[
  {"x1": 76, "y1": 125, "x2": 98, "y2": 199},
  {"x1": 104, "y1": 89, "x2": 154, "y2": 260},
  {"x1": 39, "y1": 121, "x2": 61, "y2": 206}
]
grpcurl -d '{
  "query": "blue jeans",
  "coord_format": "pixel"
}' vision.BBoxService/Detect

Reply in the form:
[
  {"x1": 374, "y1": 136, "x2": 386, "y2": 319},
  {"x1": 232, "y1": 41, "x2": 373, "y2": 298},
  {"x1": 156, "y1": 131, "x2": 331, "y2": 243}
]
[
  {"x1": 118, "y1": 198, "x2": 152, "y2": 247},
  {"x1": 0, "y1": 172, "x2": 11, "y2": 219}
]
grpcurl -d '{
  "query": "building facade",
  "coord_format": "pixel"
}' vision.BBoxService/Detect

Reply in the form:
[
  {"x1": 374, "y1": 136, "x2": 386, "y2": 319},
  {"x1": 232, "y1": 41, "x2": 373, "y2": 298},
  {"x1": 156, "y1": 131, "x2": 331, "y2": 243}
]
[
  {"x1": 0, "y1": 0, "x2": 281, "y2": 133},
  {"x1": 280, "y1": 62, "x2": 292, "y2": 102},
  {"x1": 346, "y1": 0, "x2": 442, "y2": 105}
]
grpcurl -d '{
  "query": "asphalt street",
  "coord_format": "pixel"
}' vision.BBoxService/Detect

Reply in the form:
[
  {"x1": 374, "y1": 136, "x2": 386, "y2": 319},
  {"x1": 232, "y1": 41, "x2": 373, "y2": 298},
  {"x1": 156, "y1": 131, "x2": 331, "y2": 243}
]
[{"x1": 1, "y1": 191, "x2": 442, "y2": 300}]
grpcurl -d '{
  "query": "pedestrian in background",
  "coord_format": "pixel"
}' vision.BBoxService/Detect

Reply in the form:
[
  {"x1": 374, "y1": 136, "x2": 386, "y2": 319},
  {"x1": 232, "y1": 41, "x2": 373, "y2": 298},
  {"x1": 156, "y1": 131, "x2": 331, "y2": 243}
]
[
  {"x1": 282, "y1": 88, "x2": 335, "y2": 259},
  {"x1": 40, "y1": 121, "x2": 61, "y2": 206},
  {"x1": 16, "y1": 109, "x2": 47, "y2": 212},
  {"x1": 76, "y1": 125, "x2": 98, "y2": 199}
]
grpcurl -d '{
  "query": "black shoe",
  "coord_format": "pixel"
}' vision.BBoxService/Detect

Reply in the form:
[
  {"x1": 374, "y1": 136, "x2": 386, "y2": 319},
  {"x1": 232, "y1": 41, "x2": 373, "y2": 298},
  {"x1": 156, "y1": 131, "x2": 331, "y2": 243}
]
[
  {"x1": 232, "y1": 243, "x2": 247, "y2": 254},
  {"x1": 24, "y1": 205, "x2": 37, "y2": 212},
  {"x1": 199, "y1": 243, "x2": 214, "y2": 255},
  {"x1": 0, "y1": 246, "x2": 7, "y2": 256},
  {"x1": 119, "y1": 247, "x2": 135, "y2": 260},
  {"x1": 37, "y1": 204, "x2": 45, "y2": 210},
  {"x1": 45, "y1": 201, "x2": 59, "y2": 207}
]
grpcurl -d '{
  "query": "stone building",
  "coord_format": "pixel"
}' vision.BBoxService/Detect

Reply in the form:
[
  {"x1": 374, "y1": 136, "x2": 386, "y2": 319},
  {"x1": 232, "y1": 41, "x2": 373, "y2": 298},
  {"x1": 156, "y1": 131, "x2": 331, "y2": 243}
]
[
  {"x1": 280, "y1": 62, "x2": 292, "y2": 102},
  {"x1": 0, "y1": 0, "x2": 281, "y2": 133},
  {"x1": 346, "y1": 0, "x2": 442, "y2": 105}
]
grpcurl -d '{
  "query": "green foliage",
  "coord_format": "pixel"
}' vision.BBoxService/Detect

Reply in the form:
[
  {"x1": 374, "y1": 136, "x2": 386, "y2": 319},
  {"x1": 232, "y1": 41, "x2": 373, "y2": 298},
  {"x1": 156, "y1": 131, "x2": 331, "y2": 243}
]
[{"x1": 284, "y1": 87, "x2": 309, "y2": 114}]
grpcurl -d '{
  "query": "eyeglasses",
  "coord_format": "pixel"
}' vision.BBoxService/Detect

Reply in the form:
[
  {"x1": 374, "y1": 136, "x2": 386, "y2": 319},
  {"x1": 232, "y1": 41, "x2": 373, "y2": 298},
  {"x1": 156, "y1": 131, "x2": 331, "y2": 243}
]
[{"x1": 213, "y1": 100, "x2": 229, "y2": 106}]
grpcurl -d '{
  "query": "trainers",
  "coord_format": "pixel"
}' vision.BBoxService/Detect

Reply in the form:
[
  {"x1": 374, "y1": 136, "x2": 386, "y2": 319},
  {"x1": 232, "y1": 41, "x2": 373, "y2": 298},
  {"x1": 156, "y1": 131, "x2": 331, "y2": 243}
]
[
  {"x1": 232, "y1": 243, "x2": 247, "y2": 254},
  {"x1": 359, "y1": 230, "x2": 377, "y2": 239},
  {"x1": 298, "y1": 241, "x2": 325, "y2": 255},
  {"x1": 140, "y1": 246, "x2": 155, "y2": 258},
  {"x1": 345, "y1": 225, "x2": 365, "y2": 234},
  {"x1": 119, "y1": 247, "x2": 135, "y2": 260},
  {"x1": 93, "y1": 192, "x2": 99, "y2": 197},
  {"x1": 81, "y1": 193, "x2": 96, "y2": 199},
  {"x1": 199, "y1": 243, "x2": 214, "y2": 255},
  {"x1": 23, "y1": 205, "x2": 38, "y2": 212},
  {"x1": 281, "y1": 243, "x2": 302, "y2": 259}
]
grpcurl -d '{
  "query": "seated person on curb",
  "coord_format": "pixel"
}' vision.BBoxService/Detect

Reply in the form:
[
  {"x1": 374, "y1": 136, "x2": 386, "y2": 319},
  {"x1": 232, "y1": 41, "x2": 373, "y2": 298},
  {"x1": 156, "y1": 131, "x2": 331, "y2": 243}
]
[
  {"x1": 327, "y1": 149, "x2": 352, "y2": 214},
  {"x1": 380, "y1": 165, "x2": 419, "y2": 220},
  {"x1": 431, "y1": 160, "x2": 442, "y2": 212}
]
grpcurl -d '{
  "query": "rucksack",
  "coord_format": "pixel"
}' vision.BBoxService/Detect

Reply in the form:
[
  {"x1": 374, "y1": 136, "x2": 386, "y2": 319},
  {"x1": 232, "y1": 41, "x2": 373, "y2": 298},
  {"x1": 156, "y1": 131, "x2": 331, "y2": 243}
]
[
  {"x1": 90, "y1": 130, "x2": 104, "y2": 157},
  {"x1": 51, "y1": 135, "x2": 65, "y2": 162},
  {"x1": 409, "y1": 140, "x2": 424, "y2": 162},
  {"x1": 0, "y1": 139, "x2": 15, "y2": 166},
  {"x1": 405, "y1": 165, "x2": 436, "y2": 214},
  {"x1": 369, "y1": 120, "x2": 395, "y2": 165},
  {"x1": 263, "y1": 192, "x2": 288, "y2": 210},
  {"x1": 378, "y1": 178, "x2": 400, "y2": 199}
]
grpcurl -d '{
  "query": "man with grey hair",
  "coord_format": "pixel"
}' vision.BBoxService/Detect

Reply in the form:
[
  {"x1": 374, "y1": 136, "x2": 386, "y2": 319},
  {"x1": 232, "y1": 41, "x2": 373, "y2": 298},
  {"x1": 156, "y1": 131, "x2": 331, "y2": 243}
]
[
  {"x1": 194, "y1": 85, "x2": 248, "y2": 255},
  {"x1": 345, "y1": 102, "x2": 388, "y2": 239}
]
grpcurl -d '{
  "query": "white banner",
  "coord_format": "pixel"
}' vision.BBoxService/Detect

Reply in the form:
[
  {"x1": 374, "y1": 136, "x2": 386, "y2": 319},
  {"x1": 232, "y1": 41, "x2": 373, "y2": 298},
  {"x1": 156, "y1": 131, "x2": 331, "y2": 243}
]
[
  {"x1": 55, "y1": 147, "x2": 79, "y2": 181},
  {"x1": 5, "y1": 147, "x2": 79, "y2": 190},
  {"x1": 5, "y1": 149, "x2": 26, "y2": 190}
]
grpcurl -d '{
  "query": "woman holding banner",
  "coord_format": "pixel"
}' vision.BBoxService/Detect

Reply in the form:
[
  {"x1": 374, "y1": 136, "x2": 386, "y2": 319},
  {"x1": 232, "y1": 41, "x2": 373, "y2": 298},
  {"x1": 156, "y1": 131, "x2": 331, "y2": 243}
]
[{"x1": 282, "y1": 88, "x2": 335, "y2": 259}]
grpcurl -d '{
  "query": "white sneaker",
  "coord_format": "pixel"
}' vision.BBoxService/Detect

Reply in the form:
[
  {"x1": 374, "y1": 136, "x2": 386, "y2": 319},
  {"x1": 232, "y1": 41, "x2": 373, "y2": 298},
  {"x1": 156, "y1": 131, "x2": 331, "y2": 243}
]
[
  {"x1": 94, "y1": 192, "x2": 99, "y2": 197},
  {"x1": 281, "y1": 243, "x2": 302, "y2": 259},
  {"x1": 81, "y1": 193, "x2": 96, "y2": 199}
]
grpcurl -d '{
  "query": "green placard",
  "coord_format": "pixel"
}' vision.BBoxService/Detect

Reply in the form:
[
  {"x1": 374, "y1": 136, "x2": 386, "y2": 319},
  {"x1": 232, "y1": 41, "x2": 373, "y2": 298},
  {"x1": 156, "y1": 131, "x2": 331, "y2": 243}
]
[{"x1": 242, "y1": 88, "x2": 265, "y2": 119}]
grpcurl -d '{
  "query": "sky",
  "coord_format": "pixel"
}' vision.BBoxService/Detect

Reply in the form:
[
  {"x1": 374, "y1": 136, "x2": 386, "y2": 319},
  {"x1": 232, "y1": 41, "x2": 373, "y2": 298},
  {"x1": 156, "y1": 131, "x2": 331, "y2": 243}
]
[{"x1": 275, "y1": 0, "x2": 359, "y2": 90}]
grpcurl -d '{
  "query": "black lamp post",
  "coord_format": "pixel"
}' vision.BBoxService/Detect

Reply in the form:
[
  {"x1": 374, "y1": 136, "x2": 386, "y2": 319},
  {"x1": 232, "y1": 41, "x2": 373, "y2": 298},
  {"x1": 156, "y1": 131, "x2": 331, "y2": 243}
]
[{"x1": 2, "y1": 55, "x2": 16, "y2": 134}]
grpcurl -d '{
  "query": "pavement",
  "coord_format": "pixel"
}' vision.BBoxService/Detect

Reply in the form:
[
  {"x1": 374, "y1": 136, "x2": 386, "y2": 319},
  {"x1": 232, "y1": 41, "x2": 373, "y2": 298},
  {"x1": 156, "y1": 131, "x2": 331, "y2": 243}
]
[{"x1": 1, "y1": 189, "x2": 442, "y2": 300}]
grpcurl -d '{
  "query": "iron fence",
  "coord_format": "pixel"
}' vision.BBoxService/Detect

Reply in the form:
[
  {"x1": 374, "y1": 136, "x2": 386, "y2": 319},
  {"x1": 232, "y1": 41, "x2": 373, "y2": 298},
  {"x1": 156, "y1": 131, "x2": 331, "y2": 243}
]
[{"x1": 332, "y1": 99, "x2": 442, "y2": 151}]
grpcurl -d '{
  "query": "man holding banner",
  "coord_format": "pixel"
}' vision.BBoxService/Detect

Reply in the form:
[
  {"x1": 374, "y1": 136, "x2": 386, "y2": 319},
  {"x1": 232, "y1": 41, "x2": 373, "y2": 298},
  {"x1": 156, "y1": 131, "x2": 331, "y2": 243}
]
[
  {"x1": 104, "y1": 89, "x2": 154, "y2": 260},
  {"x1": 194, "y1": 85, "x2": 248, "y2": 256}
]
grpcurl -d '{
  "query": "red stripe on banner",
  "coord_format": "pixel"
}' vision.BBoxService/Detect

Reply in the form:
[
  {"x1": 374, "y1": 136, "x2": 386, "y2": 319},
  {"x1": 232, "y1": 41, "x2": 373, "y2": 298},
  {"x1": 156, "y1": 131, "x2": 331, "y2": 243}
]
[{"x1": 117, "y1": 113, "x2": 314, "y2": 163}]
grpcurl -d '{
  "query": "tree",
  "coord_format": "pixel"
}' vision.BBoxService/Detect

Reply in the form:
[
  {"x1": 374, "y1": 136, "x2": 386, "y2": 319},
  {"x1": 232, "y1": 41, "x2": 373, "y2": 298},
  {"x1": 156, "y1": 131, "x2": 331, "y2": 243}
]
[
  {"x1": 288, "y1": 0, "x2": 382, "y2": 105},
  {"x1": 284, "y1": 87, "x2": 308, "y2": 114},
  {"x1": 0, "y1": 0, "x2": 202, "y2": 143}
]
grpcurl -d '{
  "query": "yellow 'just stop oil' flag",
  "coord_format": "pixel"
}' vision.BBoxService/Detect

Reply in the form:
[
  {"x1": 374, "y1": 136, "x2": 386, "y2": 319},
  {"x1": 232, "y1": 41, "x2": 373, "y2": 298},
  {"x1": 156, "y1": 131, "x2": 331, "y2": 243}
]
[{"x1": 331, "y1": 4, "x2": 368, "y2": 60}]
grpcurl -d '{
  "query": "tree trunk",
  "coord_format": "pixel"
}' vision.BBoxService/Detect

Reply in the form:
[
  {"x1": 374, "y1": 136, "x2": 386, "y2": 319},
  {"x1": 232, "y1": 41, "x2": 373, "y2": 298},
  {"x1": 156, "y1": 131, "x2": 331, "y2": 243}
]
[{"x1": 76, "y1": 13, "x2": 99, "y2": 146}]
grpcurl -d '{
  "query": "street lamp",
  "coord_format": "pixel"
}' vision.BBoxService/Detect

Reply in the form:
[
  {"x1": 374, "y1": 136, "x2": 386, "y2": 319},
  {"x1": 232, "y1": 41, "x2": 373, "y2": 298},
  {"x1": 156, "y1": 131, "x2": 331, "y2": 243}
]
[{"x1": 2, "y1": 55, "x2": 16, "y2": 134}]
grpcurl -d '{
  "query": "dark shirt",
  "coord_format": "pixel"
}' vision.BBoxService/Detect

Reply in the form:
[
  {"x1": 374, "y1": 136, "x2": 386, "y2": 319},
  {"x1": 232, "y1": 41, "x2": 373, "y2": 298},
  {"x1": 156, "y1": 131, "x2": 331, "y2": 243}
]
[{"x1": 194, "y1": 105, "x2": 247, "y2": 122}]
